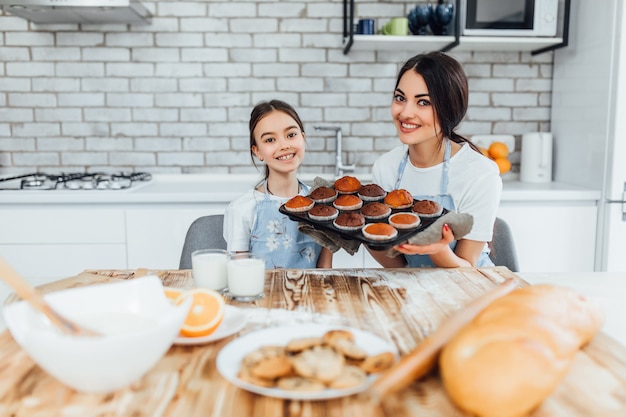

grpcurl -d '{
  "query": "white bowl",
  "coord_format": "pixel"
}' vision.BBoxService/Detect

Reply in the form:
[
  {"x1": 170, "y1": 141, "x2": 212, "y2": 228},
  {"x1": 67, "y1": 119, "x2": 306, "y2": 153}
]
[{"x1": 2, "y1": 276, "x2": 192, "y2": 394}]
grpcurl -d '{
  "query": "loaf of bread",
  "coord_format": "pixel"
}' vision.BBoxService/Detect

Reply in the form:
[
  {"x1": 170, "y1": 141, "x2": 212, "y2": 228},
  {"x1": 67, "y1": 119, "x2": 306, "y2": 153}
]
[{"x1": 439, "y1": 285, "x2": 604, "y2": 417}]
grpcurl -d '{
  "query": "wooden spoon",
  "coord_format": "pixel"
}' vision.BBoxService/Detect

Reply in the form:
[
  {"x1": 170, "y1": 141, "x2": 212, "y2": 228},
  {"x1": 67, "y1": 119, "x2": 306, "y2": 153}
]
[
  {"x1": 0, "y1": 256, "x2": 100, "y2": 337},
  {"x1": 365, "y1": 277, "x2": 519, "y2": 403}
]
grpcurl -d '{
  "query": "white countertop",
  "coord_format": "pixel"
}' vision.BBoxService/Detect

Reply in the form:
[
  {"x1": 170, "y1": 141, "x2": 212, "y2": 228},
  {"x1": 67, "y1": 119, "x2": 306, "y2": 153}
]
[
  {"x1": 0, "y1": 174, "x2": 601, "y2": 205},
  {"x1": 519, "y1": 272, "x2": 626, "y2": 347}
]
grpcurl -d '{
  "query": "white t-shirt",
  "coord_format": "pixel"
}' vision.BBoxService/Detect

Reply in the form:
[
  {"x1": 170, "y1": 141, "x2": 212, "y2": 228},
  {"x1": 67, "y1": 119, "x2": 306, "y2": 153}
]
[
  {"x1": 372, "y1": 143, "x2": 502, "y2": 242},
  {"x1": 223, "y1": 187, "x2": 307, "y2": 252}
]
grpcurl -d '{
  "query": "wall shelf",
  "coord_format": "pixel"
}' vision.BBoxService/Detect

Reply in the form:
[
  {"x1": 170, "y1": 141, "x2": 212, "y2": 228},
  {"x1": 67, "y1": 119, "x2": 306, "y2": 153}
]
[
  {"x1": 344, "y1": 35, "x2": 565, "y2": 53},
  {"x1": 342, "y1": 0, "x2": 570, "y2": 56}
]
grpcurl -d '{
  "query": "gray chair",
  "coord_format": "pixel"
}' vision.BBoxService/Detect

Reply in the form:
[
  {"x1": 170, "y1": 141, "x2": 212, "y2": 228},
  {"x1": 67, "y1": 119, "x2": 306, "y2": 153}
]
[
  {"x1": 179, "y1": 214, "x2": 228, "y2": 269},
  {"x1": 488, "y1": 217, "x2": 519, "y2": 272}
]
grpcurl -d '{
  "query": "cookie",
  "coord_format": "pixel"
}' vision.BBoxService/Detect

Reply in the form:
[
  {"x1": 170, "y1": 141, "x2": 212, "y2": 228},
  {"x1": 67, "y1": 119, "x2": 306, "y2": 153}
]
[
  {"x1": 328, "y1": 365, "x2": 367, "y2": 389},
  {"x1": 241, "y1": 345, "x2": 285, "y2": 368},
  {"x1": 331, "y1": 337, "x2": 368, "y2": 361},
  {"x1": 250, "y1": 355, "x2": 293, "y2": 380},
  {"x1": 360, "y1": 351, "x2": 396, "y2": 374},
  {"x1": 285, "y1": 337, "x2": 324, "y2": 353},
  {"x1": 322, "y1": 329, "x2": 355, "y2": 346},
  {"x1": 238, "y1": 366, "x2": 275, "y2": 388},
  {"x1": 292, "y1": 346, "x2": 345, "y2": 383},
  {"x1": 277, "y1": 376, "x2": 326, "y2": 392}
]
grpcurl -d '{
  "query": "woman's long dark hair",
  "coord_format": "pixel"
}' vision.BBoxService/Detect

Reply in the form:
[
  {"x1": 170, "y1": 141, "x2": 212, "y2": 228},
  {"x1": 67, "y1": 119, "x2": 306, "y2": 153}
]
[
  {"x1": 248, "y1": 99, "x2": 305, "y2": 180},
  {"x1": 395, "y1": 51, "x2": 479, "y2": 152}
]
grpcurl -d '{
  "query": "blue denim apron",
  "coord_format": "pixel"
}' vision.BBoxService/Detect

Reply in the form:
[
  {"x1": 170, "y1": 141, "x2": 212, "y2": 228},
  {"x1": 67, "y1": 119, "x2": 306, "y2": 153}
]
[
  {"x1": 395, "y1": 140, "x2": 493, "y2": 267},
  {"x1": 249, "y1": 180, "x2": 322, "y2": 269}
]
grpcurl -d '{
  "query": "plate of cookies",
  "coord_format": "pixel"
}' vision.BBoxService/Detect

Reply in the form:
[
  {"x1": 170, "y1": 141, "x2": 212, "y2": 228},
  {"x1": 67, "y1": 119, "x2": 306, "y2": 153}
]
[
  {"x1": 216, "y1": 324, "x2": 397, "y2": 400},
  {"x1": 280, "y1": 175, "x2": 447, "y2": 251}
]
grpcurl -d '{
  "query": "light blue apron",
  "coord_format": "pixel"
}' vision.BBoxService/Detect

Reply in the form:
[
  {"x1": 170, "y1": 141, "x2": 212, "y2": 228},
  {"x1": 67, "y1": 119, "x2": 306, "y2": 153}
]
[
  {"x1": 395, "y1": 140, "x2": 493, "y2": 267},
  {"x1": 250, "y1": 180, "x2": 322, "y2": 269}
]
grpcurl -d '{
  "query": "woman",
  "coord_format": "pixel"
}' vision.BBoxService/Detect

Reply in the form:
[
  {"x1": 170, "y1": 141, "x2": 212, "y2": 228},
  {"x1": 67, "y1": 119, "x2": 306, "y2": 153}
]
[
  {"x1": 223, "y1": 99, "x2": 333, "y2": 269},
  {"x1": 369, "y1": 51, "x2": 502, "y2": 268}
]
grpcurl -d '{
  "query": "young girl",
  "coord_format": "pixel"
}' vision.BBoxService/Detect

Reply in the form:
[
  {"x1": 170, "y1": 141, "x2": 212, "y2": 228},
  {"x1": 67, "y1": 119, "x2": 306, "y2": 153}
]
[
  {"x1": 369, "y1": 51, "x2": 502, "y2": 268},
  {"x1": 223, "y1": 100, "x2": 333, "y2": 269}
]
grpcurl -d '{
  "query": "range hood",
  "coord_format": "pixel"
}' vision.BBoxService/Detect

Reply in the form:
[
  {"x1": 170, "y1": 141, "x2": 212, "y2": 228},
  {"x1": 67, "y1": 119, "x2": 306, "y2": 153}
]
[{"x1": 0, "y1": 0, "x2": 152, "y2": 25}]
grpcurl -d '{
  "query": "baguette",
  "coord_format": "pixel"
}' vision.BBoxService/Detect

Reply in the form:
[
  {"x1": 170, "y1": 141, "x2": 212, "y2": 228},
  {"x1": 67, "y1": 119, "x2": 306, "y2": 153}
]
[{"x1": 439, "y1": 285, "x2": 604, "y2": 417}]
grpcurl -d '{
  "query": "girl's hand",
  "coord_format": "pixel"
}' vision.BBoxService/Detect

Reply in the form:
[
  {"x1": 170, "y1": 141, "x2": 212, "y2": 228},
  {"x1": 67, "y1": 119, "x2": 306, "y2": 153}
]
[{"x1": 393, "y1": 223, "x2": 455, "y2": 255}]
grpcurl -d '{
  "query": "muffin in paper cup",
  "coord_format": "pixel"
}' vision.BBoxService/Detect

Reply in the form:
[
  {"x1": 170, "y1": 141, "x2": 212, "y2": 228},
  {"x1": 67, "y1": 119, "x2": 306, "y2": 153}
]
[
  {"x1": 308, "y1": 205, "x2": 339, "y2": 222},
  {"x1": 362, "y1": 223, "x2": 398, "y2": 241},
  {"x1": 333, "y1": 212, "x2": 365, "y2": 231},
  {"x1": 389, "y1": 212, "x2": 421, "y2": 230},
  {"x1": 411, "y1": 199, "x2": 443, "y2": 218}
]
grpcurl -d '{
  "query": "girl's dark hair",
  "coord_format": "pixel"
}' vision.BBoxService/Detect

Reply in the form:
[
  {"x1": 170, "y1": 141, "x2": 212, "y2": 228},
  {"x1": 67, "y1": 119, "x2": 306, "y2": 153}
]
[
  {"x1": 249, "y1": 99, "x2": 305, "y2": 179},
  {"x1": 395, "y1": 51, "x2": 479, "y2": 152}
]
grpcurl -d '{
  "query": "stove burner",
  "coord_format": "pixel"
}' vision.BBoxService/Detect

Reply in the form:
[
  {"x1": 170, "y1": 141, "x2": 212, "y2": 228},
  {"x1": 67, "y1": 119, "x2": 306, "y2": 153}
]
[{"x1": 0, "y1": 172, "x2": 152, "y2": 191}]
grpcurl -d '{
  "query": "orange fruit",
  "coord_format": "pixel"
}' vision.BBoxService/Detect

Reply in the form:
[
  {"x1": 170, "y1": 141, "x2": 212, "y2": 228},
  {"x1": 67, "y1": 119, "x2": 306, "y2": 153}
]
[
  {"x1": 175, "y1": 288, "x2": 225, "y2": 337},
  {"x1": 478, "y1": 146, "x2": 489, "y2": 157},
  {"x1": 164, "y1": 287, "x2": 184, "y2": 303},
  {"x1": 494, "y1": 157, "x2": 512, "y2": 175},
  {"x1": 488, "y1": 142, "x2": 509, "y2": 159}
]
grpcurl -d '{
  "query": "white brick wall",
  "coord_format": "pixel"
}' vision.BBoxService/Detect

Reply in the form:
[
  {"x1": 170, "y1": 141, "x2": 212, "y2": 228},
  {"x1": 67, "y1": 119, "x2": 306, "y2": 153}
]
[{"x1": 0, "y1": 0, "x2": 553, "y2": 175}]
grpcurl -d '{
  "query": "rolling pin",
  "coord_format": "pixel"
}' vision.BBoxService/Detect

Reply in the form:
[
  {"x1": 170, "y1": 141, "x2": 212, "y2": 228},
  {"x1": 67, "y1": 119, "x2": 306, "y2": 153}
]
[{"x1": 365, "y1": 277, "x2": 519, "y2": 403}]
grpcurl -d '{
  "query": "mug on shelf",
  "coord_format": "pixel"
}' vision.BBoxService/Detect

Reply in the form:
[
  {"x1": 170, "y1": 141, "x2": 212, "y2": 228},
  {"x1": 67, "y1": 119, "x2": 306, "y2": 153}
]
[
  {"x1": 381, "y1": 17, "x2": 409, "y2": 36},
  {"x1": 357, "y1": 18, "x2": 375, "y2": 35}
]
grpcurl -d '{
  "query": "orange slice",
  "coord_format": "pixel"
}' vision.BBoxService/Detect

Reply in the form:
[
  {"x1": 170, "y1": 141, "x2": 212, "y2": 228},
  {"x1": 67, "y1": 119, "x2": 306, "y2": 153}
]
[
  {"x1": 175, "y1": 288, "x2": 225, "y2": 338},
  {"x1": 164, "y1": 287, "x2": 185, "y2": 303}
]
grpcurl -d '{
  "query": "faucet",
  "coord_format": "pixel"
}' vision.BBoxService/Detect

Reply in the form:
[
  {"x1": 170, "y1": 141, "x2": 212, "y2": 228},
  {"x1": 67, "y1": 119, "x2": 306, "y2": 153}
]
[{"x1": 313, "y1": 126, "x2": 356, "y2": 178}]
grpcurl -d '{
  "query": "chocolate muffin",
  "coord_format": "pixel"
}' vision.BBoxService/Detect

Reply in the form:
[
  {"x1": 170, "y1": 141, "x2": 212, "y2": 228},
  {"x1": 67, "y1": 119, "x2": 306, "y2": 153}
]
[
  {"x1": 362, "y1": 223, "x2": 398, "y2": 241},
  {"x1": 357, "y1": 184, "x2": 387, "y2": 202},
  {"x1": 333, "y1": 212, "x2": 365, "y2": 231},
  {"x1": 360, "y1": 202, "x2": 392, "y2": 220},
  {"x1": 308, "y1": 186, "x2": 338, "y2": 204},
  {"x1": 284, "y1": 195, "x2": 315, "y2": 213},
  {"x1": 384, "y1": 189, "x2": 414, "y2": 209},
  {"x1": 333, "y1": 194, "x2": 363, "y2": 211},
  {"x1": 308, "y1": 204, "x2": 339, "y2": 221},
  {"x1": 412, "y1": 199, "x2": 443, "y2": 218}
]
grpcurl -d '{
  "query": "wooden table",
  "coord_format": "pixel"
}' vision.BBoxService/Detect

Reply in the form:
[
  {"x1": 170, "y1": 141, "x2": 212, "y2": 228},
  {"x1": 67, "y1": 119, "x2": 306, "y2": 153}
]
[{"x1": 1, "y1": 267, "x2": 625, "y2": 417}]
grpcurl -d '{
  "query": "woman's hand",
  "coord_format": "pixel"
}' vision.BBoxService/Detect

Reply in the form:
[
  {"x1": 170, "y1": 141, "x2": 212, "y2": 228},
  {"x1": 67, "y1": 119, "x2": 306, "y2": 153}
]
[{"x1": 393, "y1": 223, "x2": 455, "y2": 256}]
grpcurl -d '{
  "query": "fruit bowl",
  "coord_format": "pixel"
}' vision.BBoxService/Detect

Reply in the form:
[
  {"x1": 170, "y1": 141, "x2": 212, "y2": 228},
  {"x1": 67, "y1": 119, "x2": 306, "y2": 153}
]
[{"x1": 2, "y1": 276, "x2": 192, "y2": 393}]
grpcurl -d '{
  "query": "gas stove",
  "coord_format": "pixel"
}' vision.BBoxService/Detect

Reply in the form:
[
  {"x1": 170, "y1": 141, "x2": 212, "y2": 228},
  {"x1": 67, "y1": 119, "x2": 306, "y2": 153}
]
[{"x1": 0, "y1": 172, "x2": 152, "y2": 191}]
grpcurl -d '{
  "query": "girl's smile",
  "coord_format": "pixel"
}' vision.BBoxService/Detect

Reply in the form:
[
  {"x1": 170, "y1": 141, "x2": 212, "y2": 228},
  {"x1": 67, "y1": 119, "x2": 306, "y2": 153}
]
[{"x1": 252, "y1": 110, "x2": 306, "y2": 176}]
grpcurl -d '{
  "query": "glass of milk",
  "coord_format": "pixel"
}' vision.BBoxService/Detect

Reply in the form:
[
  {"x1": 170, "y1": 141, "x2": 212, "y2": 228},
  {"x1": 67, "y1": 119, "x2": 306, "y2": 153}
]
[
  {"x1": 227, "y1": 253, "x2": 266, "y2": 301},
  {"x1": 191, "y1": 249, "x2": 229, "y2": 292}
]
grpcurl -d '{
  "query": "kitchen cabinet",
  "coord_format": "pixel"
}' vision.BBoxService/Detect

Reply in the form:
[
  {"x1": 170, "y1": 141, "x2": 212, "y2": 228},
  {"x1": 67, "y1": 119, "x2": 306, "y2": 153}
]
[
  {"x1": 335, "y1": 203, "x2": 598, "y2": 271},
  {"x1": 497, "y1": 202, "x2": 597, "y2": 272},
  {"x1": 125, "y1": 207, "x2": 223, "y2": 270},
  {"x1": 0, "y1": 208, "x2": 128, "y2": 285},
  {"x1": 0, "y1": 175, "x2": 600, "y2": 280}
]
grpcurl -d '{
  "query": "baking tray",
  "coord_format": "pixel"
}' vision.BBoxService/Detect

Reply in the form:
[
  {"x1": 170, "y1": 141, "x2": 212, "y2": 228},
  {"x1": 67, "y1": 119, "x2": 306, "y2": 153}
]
[{"x1": 279, "y1": 203, "x2": 448, "y2": 251}]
